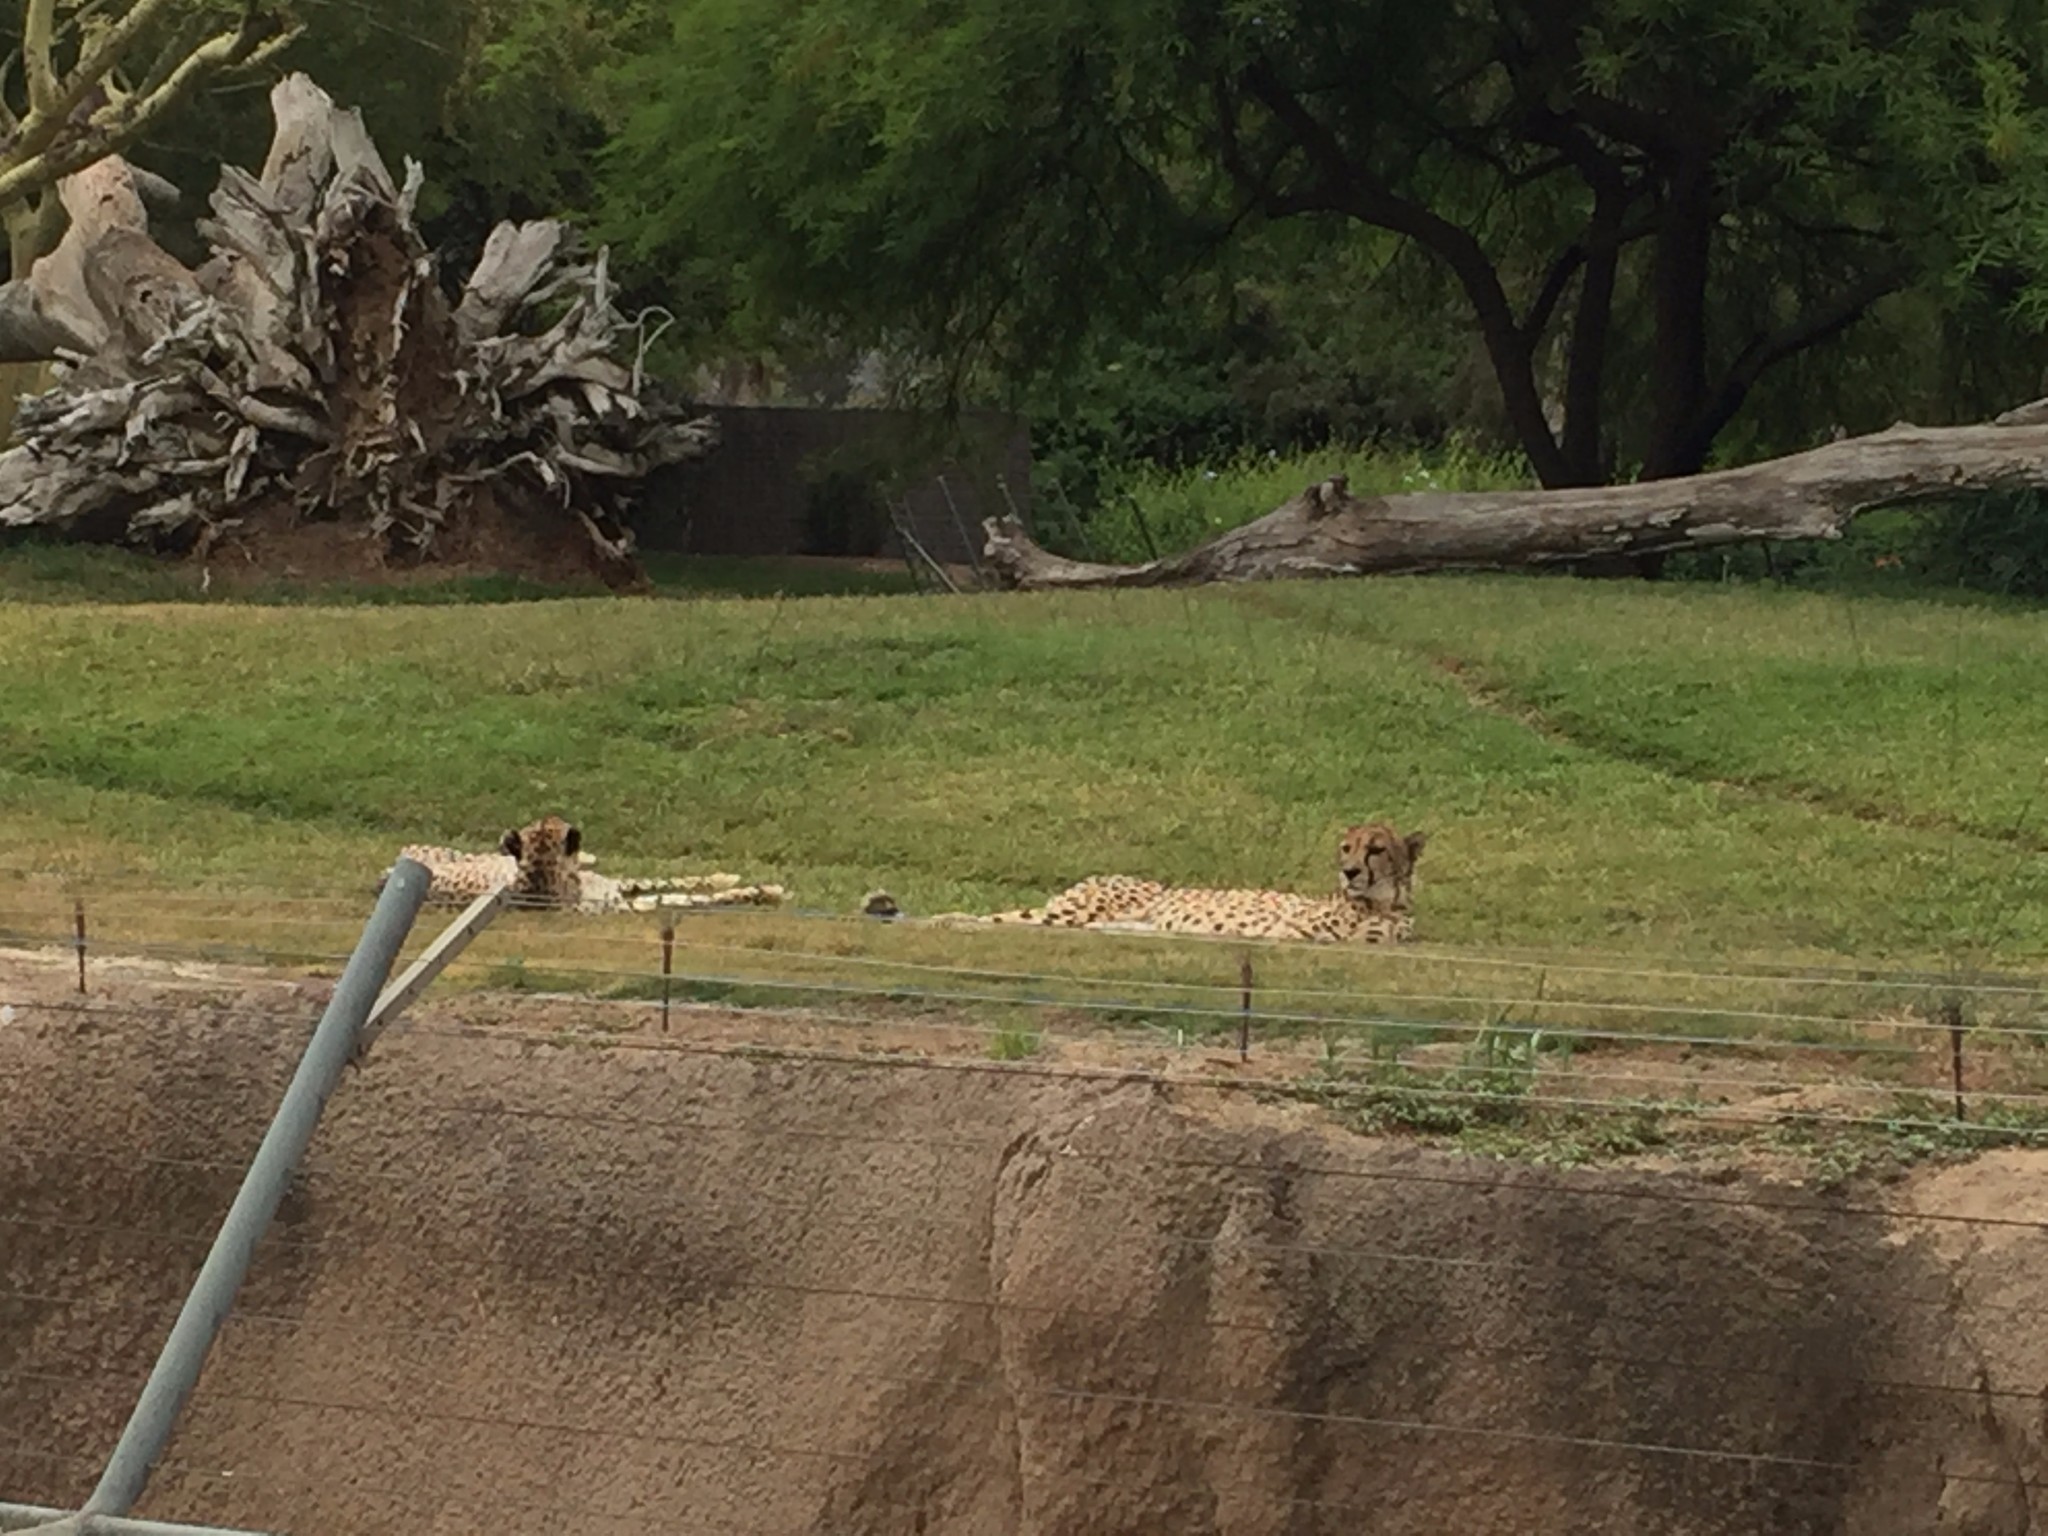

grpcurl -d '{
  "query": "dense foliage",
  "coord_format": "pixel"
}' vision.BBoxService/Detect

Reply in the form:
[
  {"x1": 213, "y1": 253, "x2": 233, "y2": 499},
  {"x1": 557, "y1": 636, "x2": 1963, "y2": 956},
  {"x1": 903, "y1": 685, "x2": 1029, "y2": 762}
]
[
  {"x1": 598, "y1": 0, "x2": 2048, "y2": 489},
  {"x1": 77, "y1": 0, "x2": 640, "y2": 275},
  {"x1": 14, "y1": 0, "x2": 2048, "y2": 590},
  {"x1": 0, "y1": 0, "x2": 297, "y2": 272}
]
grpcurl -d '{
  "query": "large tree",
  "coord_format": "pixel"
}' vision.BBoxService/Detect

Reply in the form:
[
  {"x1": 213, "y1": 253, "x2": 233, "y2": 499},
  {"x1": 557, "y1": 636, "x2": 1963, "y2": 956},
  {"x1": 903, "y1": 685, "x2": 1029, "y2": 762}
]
[
  {"x1": 602, "y1": 0, "x2": 2048, "y2": 487},
  {"x1": 0, "y1": 0, "x2": 299, "y2": 440},
  {"x1": 0, "y1": 0, "x2": 300, "y2": 276}
]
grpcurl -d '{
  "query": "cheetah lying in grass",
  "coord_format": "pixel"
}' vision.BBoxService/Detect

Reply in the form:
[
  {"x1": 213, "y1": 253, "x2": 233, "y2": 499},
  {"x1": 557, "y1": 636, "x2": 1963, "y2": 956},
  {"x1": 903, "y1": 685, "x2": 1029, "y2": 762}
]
[
  {"x1": 380, "y1": 815, "x2": 786, "y2": 914},
  {"x1": 896, "y1": 822, "x2": 1427, "y2": 944}
]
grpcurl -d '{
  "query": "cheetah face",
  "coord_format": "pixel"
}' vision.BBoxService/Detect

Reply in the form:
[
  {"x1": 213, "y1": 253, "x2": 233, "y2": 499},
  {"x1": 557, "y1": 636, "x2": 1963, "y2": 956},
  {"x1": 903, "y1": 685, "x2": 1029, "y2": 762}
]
[
  {"x1": 498, "y1": 815, "x2": 583, "y2": 902},
  {"x1": 1338, "y1": 822, "x2": 1427, "y2": 914}
]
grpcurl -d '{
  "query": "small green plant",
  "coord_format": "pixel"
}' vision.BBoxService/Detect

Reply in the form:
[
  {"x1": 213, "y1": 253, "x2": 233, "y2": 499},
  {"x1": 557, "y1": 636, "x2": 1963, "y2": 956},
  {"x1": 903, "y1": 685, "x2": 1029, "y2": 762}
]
[
  {"x1": 1355, "y1": 1085, "x2": 1487, "y2": 1135},
  {"x1": 1318, "y1": 1016, "x2": 1636, "y2": 1153},
  {"x1": 1881, "y1": 1093, "x2": 2048, "y2": 1154},
  {"x1": 1579, "y1": 1110, "x2": 1669, "y2": 1158},
  {"x1": 988, "y1": 1027, "x2": 1043, "y2": 1061},
  {"x1": 1761, "y1": 1090, "x2": 2048, "y2": 1188},
  {"x1": 1361, "y1": 1020, "x2": 1443, "y2": 1063},
  {"x1": 1467, "y1": 1021, "x2": 1540, "y2": 1075},
  {"x1": 1340, "y1": 1035, "x2": 1538, "y2": 1138},
  {"x1": 1460, "y1": 1107, "x2": 1672, "y2": 1167}
]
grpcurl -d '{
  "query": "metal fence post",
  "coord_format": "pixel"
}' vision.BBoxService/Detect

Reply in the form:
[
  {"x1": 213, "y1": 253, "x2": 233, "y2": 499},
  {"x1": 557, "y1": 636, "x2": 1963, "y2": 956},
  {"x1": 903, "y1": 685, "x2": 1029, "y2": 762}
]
[
  {"x1": 1238, "y1": 952, "x2": 1254, "y2": 1063},
  {"x1": 79, "y1": 858, "x2": 432, "y2": 1519},
  {"x1": 0, "y1": 1505, "x2": 280, "y2": 1536}
]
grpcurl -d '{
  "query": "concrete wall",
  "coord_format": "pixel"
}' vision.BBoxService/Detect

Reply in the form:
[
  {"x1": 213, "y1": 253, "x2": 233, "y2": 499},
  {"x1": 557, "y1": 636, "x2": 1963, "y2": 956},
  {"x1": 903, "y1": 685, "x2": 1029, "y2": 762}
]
[
  {"x1": 637, "y1": 405, "x2": 1034, "y2": 567},
  {"x1": 5, "y1": 962, "x2": 2039, "y2": 1536}
]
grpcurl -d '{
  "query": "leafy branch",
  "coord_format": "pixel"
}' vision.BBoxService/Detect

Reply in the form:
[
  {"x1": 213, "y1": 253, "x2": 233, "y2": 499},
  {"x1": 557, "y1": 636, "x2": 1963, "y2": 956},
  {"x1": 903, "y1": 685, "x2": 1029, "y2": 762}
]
[{"x1": 0, "y1": 0, "x2": 302, "y2": 256}]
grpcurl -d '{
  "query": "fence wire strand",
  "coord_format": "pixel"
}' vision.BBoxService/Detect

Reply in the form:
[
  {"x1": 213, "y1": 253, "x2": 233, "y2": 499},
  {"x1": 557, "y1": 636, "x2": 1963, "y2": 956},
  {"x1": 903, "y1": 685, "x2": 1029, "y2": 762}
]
[
  {"x1": 14, "y1": 992, "x2": 2048, "y2": 1155},
  {"x1": 7, "y1": 896, "x2": 2048, "y2": 1529},
  {"x1": 3, "y1": 877, "x2": 2045, "y2": 995}
]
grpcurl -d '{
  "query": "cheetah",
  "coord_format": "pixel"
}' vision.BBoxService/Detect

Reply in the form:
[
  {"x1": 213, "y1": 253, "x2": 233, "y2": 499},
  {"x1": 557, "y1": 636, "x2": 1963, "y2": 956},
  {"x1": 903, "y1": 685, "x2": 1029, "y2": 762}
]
[
  {"x1": 381, "y1": 815, "x2": 786, "y2": 915},
  {"x1": 963, "y1": 822, "x2": 1426, "y2": 943}
]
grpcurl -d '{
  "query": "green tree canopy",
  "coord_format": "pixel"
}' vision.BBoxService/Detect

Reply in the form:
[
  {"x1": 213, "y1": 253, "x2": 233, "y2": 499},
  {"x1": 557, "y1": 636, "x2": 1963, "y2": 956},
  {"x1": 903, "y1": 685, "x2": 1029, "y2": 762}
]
[
  {"x1": 0, "y1": 0, "x2": 300, "y2": 271},
  {"x1": 145, "y1": 0, "x2": 637, "y2": 237},
  {"x1": 601, "y1": 0, "x2": 2048, "y2": 484}
]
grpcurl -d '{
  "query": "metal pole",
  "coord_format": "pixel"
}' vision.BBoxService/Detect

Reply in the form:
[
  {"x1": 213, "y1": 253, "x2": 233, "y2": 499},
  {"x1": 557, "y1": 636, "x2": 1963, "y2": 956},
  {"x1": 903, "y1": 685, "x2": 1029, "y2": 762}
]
[
  {"x1": 80, "y1": 859, "x2": 431, "y2": 1519},
  {"x1": 934, "y1": 473, "x2": 984, "y2": 582},
  {"x1": 1945, "y1": 995, "x2": 1968, "y2": 1122},
  {"x1": 0, "y1": 1502, "x2": 279, "y2": 1536},
  {"x1": 891, "y1": 502, "x2": 959, "y2": 593},
  {"x1": 351, "y1": 884, "x2": 510, "y2": 1069},
  {"x1": 660, "y1": 920, "x2": 675, "y2": 1035},
  {"x1": 1238, "y1": 952, "x2": 1253, "y2": 1063}
]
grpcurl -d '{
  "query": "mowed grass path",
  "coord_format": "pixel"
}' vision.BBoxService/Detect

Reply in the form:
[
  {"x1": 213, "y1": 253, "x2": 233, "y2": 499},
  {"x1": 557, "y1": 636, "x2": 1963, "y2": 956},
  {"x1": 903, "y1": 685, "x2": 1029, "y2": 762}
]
[{"x1": 0, "y1": 567, "x2": 2042, "y2": 968}]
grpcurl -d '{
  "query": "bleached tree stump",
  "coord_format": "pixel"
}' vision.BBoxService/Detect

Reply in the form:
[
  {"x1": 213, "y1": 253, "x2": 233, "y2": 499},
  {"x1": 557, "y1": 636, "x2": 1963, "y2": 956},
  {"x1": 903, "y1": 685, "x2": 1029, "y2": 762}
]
[{"x1": 0, "y1": 73, "x2": 716, "y2": 586}]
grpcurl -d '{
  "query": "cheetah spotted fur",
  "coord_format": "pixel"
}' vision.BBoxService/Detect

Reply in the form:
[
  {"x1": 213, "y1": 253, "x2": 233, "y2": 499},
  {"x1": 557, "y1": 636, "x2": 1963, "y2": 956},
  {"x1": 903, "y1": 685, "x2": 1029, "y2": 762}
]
[
  {"x1": 958, "y1": 822, "x2": 1426, "y2": 943},
  {"x1": 382, "y1": 816, "x2": 785, "y2": 915}
]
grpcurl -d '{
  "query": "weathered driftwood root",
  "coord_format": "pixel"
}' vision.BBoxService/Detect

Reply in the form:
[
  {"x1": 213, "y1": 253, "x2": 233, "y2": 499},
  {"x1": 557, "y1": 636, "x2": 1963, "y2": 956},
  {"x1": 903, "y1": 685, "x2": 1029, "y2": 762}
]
[
  {"x1": 983, "y1": 410, "x2": 2048, "y2": 589},
  {"x1": 0, "y1": 72, "x2": 715, "y2": 581}
]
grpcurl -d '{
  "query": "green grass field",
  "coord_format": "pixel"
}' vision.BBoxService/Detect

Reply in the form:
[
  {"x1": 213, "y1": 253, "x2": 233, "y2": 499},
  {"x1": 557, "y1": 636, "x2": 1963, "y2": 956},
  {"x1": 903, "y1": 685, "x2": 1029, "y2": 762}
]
[
  {"x1": 8, "y1": 540, "x2": 2048, "y2": 1176},
  {"x1": 0, "y1": 546, "x2": 2041, "y2": 979}
]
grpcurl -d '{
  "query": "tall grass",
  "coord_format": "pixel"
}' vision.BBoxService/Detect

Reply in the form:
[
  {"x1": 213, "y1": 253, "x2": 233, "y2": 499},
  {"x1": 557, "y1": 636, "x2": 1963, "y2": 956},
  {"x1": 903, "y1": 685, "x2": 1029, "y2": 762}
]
[
  {"x1": 1077, "y1": 438, "x2": 1532, "y2": 562},
  {"x1": 1075, "y1": 440, "x2": 2048, "y2": 611}
]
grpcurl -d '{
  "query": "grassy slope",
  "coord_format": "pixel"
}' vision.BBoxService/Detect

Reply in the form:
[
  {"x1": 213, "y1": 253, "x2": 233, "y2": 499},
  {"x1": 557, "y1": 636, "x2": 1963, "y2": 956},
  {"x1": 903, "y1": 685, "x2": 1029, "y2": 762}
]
[{"x1": 0, "y1": 551, "x2": 2041, "y2": 976}]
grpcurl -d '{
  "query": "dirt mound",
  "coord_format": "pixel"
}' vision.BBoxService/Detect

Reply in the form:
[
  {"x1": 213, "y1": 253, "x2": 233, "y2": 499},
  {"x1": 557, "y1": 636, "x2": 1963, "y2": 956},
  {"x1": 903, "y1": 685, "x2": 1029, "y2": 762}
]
[
  {"x1": 3, "y1": 961, "x2": 2045, "y2": 1534},
  {"x1": 190, "y1": 490, "x2": 651, "y2": 593}
]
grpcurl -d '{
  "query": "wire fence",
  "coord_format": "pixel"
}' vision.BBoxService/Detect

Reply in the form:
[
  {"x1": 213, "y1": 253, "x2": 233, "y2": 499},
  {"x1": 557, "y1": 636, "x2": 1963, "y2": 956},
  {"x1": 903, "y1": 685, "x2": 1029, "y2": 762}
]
[
  {"x1": 4, "y1": 882, "x2": 2048, "y2": 1532},
  {"x1": 7, "y1": 873, "x2": 2048, "y2": 1128}
]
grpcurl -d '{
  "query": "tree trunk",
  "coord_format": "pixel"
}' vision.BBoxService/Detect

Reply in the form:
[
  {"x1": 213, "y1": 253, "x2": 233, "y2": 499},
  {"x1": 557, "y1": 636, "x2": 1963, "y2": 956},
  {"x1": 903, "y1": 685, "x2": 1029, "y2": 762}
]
[
  {"x1": 981, "y1": 406, "x2": 2048, "y2": 590},
  {"x1": 1556, "y1": 239, "x2": 1614, "y2": 487},
  {"x1": 0, "y1": 73, "x2": 716, "y2": 582},
  {"x1": 0, "y1": 190, "x2": 67, "y2": 441},
  {"x1": 1642, "y1": 158, "x2": 1716, "y2": 483}
]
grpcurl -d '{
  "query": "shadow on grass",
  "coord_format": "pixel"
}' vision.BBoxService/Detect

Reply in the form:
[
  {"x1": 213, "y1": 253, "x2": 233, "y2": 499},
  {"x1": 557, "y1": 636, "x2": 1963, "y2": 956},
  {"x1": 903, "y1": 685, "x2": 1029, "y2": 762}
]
[{"x1": 0, "y1": 539, "x2": 919, "y2": 605}]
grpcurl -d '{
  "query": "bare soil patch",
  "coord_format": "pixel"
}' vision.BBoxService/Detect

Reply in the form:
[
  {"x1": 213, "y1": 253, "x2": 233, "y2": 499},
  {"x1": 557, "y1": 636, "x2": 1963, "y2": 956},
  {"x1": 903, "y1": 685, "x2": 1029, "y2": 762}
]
[{"x1": 190, "y1": 491, "x2": 646, "y2": 593}]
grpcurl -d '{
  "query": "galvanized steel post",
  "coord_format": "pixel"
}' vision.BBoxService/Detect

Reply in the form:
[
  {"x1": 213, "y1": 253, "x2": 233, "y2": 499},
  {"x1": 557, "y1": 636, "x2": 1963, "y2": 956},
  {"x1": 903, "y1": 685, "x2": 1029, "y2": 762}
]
[
  {"x1": 79, "y1": 858, "x2": 432, "y2": 1519},
  {"x1": 0, "y1": 1502, "x2": 281, "y2": 1535}
]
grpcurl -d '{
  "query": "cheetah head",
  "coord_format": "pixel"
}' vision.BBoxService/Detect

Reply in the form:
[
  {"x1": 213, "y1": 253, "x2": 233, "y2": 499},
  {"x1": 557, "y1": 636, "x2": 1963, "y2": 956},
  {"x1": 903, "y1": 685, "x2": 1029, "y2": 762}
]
[
  {"x1": 1337, "y1": 822, "x2": 1427, "y2": 914},
  {"x1": 499, "y1": 815, "x2": 584, "y2": 906}
]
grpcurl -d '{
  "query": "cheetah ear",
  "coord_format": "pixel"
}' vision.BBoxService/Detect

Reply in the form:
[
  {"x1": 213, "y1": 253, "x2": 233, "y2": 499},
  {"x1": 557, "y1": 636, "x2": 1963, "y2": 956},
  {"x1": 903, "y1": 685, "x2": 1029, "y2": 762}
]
[
  {"x1": 1404, "y1": 830, "x2": 1428, "y2": 863},
  {"x1": 499, "y1": 828, "x2": 523, "y2": 859},
  {"x1": 563, "y1": 824, "x2": 582, "y2": 858}
]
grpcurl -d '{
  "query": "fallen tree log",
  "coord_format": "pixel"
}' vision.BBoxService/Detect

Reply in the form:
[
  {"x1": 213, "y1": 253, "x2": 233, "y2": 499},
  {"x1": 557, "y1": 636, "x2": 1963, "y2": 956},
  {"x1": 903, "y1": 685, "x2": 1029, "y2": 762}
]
[
  {"x1": 982, "y1": 410, "x2": 2048, "y2": 589},
  {"x1": 0, "y1": 73, "x2": 716, "y2": 585}
]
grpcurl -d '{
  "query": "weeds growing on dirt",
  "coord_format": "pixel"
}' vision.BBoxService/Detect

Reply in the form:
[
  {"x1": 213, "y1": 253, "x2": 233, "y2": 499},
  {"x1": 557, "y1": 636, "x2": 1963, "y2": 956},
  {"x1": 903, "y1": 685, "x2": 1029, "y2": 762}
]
[{"x1": 988, "y1": 1027, "x2": 1043, "y2": 1061}]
